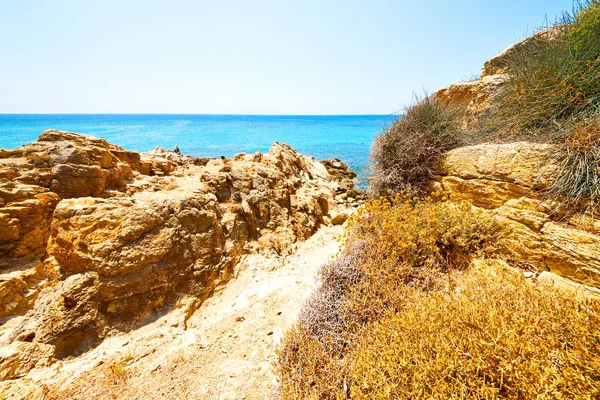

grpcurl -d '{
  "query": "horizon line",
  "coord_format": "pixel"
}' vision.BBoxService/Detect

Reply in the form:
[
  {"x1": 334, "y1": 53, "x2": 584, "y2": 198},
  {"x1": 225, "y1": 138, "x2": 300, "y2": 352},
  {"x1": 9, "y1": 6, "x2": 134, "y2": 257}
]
[{"x1": 0, "y1": 112, "x2": 401, "y2": 117}]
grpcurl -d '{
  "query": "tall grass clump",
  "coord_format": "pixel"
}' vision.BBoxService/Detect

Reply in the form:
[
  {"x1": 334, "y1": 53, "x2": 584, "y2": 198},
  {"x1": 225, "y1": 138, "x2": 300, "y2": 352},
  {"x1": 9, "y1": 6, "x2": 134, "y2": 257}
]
[
  {"x1": 277, "y1": 193, "x2": 600, "y2": 399},
  {"x1": 542, "y1": 118, "x2": 600, "y2": 212},
  {"x1": 370, "y1": 96, "x2": 465, "y2": 195},
  {"x1": 498, "y1": 1, "x2": 600, "y2": 133},
  {"x1": 490, "y1": 0, "x2": 600, "y2": 211}
]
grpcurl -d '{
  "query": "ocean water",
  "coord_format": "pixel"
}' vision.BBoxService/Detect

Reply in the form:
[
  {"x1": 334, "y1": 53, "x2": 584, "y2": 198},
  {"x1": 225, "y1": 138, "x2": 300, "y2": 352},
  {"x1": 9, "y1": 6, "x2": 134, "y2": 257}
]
[{"x1": 0, "y1": 114, "x2": 397, "y2": 187}]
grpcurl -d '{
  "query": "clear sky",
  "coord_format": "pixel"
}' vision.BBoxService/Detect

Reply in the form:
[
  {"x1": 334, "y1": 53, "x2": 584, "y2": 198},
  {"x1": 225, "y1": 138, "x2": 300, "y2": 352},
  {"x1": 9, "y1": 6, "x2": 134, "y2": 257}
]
[{"x1": 0, "y1": 0, "x2": 575, "y2": 114}]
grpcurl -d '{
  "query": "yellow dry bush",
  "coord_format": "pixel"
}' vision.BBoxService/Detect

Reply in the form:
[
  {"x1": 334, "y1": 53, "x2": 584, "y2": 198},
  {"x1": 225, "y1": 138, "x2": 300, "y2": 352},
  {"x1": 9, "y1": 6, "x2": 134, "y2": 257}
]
[
  {"x1": 278, "y1": 193, "x2": 504, "y2": 399},
  {"x1": 346, "y1": 191, "x2": 502, "y2": 270},
  {"x1": 350, "y1": 266, "x2": 600, "y2": 399},
  {"x1": 278, "y1": 193, "x2": 600, "y2": 398}
]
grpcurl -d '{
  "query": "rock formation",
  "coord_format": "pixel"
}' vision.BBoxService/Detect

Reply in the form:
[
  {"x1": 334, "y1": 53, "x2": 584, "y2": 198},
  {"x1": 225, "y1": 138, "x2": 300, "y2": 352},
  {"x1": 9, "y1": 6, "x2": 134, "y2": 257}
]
[
  {"x1": 0, "y1": 131, "x2": 358, "y2": 384},
  {"x1": 433, "y1": 27, "x2": 600, "y2": 288},
  {"x1": 434, "y1": 27, "x2": 560, "y2": 130},
  {"x1": 433, "y1": 141, "x2": 600, "y2": 285}
]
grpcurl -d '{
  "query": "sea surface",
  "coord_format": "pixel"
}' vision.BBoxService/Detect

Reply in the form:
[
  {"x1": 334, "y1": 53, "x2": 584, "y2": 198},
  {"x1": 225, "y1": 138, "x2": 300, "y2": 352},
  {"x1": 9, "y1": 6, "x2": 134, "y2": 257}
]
[{"x1": 0, "y1": 114, "x2": 397, "y2": 187}]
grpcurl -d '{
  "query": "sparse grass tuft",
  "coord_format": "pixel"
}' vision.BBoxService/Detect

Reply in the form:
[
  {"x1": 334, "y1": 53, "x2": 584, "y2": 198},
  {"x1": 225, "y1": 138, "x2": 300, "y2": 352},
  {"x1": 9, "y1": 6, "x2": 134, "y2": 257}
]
[{"x1": 541, "y1": 118, "x2": 600, "y2": 214}]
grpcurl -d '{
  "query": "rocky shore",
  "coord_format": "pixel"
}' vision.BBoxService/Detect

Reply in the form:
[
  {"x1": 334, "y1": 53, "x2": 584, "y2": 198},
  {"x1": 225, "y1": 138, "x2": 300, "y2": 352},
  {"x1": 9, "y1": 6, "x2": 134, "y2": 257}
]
[{"x1": 0, "y1": 131, "x2": 360, "y2": 397}]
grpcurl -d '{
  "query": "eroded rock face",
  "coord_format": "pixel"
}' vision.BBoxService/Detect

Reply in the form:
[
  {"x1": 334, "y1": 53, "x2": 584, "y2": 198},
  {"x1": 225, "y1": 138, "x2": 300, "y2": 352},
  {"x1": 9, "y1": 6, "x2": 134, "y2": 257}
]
[
  {"x1": 434, "y1": 27, "x2": 562, "y2": 130},
  {"x1": 432, "y1": 28, "x2": 600, "y2": 286},
  {"x1": 434, "y1": 74, "x2": 508, "y2": 130},
  {"x1": 0, "y1": 132, "x2": 150, "y2": 323},
  {"x1": 0, "y1": 131, "x2": 358, "y2": 379},
  {"x1": 434, "y1": 141, "x2": 600, "y2": 285}
]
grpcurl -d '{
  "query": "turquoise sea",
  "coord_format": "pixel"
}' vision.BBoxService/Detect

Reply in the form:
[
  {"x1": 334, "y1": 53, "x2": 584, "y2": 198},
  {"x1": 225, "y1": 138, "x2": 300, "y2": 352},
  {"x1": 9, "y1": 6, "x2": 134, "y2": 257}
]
[{"x1": 0, "y1": 114, "x2": 397, "y2": 187}]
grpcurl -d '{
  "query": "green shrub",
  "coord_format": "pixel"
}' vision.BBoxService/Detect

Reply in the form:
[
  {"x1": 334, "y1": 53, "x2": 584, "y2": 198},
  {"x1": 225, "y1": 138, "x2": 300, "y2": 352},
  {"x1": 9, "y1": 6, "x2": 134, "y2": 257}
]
[
  {"x1": 569, "y1": 0, "x2": 600, "y2": 56},
  {"x1": 369, "y1": 97, "x2": 464, "y2": 195}
]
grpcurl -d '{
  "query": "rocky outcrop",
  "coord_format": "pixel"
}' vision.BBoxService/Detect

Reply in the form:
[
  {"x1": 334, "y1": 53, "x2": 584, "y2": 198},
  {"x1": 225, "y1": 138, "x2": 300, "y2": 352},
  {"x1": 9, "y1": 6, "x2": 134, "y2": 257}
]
[
  {"x1": 481, "y1": 27, "x2": 561, "y2": 78},
  {"x1": 320, "y1": 158, "x2": 364, "y2": 224},
  {"x1": 434, "y1": 141, "x2": 600, "y2": 285},
  {"x1": 432, "y1": 27, "x2": 600, "y2": 287},
  {"x1": 0, "y1": 132, "x2": 148, "y2": 320},
  {"x1": 0, "y1": 131, "x2": 358, "y2": 380},
  {"x1": 434, "y1": 74, "x2": 508, "y2": 130},
  {"x1": 434, "y1": 27, "x2": 562, "y2": 130}
]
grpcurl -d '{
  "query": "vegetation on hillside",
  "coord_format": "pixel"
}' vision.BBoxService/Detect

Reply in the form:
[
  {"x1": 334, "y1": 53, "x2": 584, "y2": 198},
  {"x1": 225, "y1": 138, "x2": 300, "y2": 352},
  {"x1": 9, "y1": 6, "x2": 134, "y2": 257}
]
[
  {"x1": 277, "y1": 194, "x2": 600, "y2": 398},
  {"x1": 371, "y1": 1, "x2": 600, "y2": 208},
  {"x1": 369, "y1": 96, "x2": 464, "y2": 195},
  {"x1": 493, "y1": 0, "x2": 600, "y2": 211},
  {"x1": 278, "y1": 1, "x2": 600, "y2": 398},
  {"x1": 498, "y1": 2, "x2": 600, "y2": 133}
]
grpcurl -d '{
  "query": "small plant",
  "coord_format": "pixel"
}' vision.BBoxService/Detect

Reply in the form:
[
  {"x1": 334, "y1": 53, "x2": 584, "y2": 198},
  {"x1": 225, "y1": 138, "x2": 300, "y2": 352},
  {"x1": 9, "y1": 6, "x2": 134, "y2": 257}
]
[
  {"x1": 369, "y1": 96, "x2": 465, "y2": 195},
  {"x1": 297, "y1": 240, "x2": 367, "y2": 343}
]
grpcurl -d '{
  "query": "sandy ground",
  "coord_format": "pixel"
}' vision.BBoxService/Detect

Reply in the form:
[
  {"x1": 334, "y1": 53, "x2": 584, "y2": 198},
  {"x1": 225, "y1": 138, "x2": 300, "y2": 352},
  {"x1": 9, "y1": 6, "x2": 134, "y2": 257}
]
[{"x1": 1, "y1": 224, "x2": 344, "y2": 400}]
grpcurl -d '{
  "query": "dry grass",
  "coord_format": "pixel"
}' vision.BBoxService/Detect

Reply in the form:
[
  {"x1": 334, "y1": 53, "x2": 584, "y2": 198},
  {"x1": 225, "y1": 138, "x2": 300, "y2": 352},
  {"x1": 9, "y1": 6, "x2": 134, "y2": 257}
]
[
  {"x1": 369, "y1": 97, "x2": 465, "y2": 195},
  {"x1": 540, "y1": 118, "x2": 600, "y2": 214},
  {"x1": 278, "y1": 193, "x2": 509, "y2": 399},
  {"x1": 492, "y1": 1, "x2": 600, "y2": 135},
  {"x1": 277, "y1": 196, "x2": 600, "y2": 399},
  {"x1": 277, "y1": 3, "x2": 600, "y2": 398},
  {"x1": 483, "y1": 1, "x2": 600, "y2": 212},
  {"x1": 350, "y1": 266, "x2": 600, "y2": 399}
]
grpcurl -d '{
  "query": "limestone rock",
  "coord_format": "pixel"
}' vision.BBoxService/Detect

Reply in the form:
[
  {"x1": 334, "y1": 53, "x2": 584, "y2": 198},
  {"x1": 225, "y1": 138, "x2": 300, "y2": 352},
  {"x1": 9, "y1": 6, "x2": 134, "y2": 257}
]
[
  {"x1": 481, "y1": 27, "x2": 562, "y2": 77},
  {"x1": 0, "y1": 131, "x2": 360, "y2": 378},
  {"x1": 436, "y1": 141, "x2": 600, "y2": 285},
  {"x1": 434, "y1": 74, "x2": 509, "y2": 129},
  {"x1": 435, "y1": 27, "x2": 562, "y2": 130},
  {"x1": 0, "y1": 342, "x2": 54, "y2": 381},
  {"x1": 536, "y1": 271, "x2": 600, "y2": 300},
  {"x1": 541, "y1": 223, "x2": 600, "y2": 283}
]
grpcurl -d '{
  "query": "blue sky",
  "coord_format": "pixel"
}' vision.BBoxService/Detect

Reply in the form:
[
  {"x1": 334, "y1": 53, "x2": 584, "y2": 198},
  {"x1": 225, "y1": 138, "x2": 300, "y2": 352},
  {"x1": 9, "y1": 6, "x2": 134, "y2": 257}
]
[{"x1": 0, "y1": 0, "x2": 575, "y2": 114}]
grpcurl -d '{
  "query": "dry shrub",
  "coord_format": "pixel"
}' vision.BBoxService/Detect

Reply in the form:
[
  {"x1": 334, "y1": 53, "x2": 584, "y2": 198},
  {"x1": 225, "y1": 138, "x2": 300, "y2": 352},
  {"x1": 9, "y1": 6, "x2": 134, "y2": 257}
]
[
  {"x1": 298, "y1": 240, "x2": 367, "y2": 343},
  {"x1": 495, "y1": 1, "x2": 600, "y2": 134},
  {"x1": 350, "y1": 266, "x2": 600, "y2": 399},
  {"x1": 278, "y1": 193, "x2": 600, "y2": 398},
  {"x1": 485, "y1": 1, "x2": 600, "y2": 212},
  {"x1": 541, "y1": 118, "x2": 600, "y2": 212},
  {"x1": 277, "y1": 193, "x2": 503, "y2": 399},
  {"x1": 346, "y1": 191, "x2": 502, "y2": 269},
  {"x1": 369, "y1": 97, "x2": 465, "y2": 195}
]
